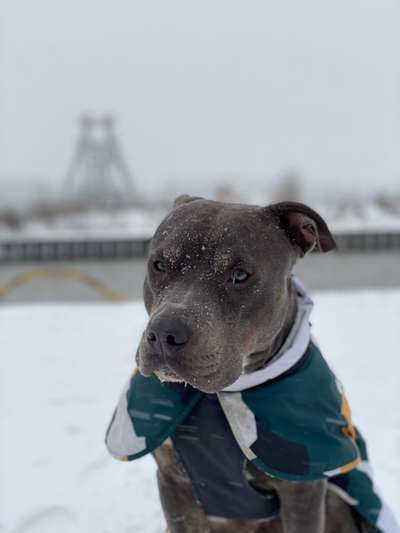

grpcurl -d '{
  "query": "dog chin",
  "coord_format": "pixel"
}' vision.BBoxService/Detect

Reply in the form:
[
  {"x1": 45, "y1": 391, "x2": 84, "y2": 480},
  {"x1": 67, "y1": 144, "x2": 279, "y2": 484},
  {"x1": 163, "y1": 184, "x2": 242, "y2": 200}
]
[
  {"x1": 149, "y1": 360, "x2": 241, "y2": 393},
  {"x1": 154, "y1": 369, "x2": 184, "y2": 383},
  {"x1": 153, "y1": 369, "x2": 218, "y2": 392}
]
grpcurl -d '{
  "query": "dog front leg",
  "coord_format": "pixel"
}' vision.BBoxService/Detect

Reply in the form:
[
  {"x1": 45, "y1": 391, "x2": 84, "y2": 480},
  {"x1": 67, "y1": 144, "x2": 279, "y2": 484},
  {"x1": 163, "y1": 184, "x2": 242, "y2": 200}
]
[
  {"x1": 268, "y1": 478, "x2": 327, "y2": 533},
  {"x1": 153, "y1": 441, "x2": 211, "y2": 533}
]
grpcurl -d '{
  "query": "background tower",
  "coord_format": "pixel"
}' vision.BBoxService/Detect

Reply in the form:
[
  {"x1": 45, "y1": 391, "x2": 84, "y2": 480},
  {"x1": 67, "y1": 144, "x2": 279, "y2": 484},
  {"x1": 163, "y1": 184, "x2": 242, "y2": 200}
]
[{"x1": 64, "y1": 114, "x2": 139, "y2": 208}]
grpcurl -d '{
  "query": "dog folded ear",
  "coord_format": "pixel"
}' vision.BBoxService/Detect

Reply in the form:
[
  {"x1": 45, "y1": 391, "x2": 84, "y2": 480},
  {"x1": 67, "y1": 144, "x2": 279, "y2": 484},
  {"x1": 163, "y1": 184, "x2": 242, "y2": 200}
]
[
  {"x1": 268, "y1": 201, "x2": 336, "y2": 256},
  {"x1": 173, "y1": 194, "x2": 203, "y2": 208}
]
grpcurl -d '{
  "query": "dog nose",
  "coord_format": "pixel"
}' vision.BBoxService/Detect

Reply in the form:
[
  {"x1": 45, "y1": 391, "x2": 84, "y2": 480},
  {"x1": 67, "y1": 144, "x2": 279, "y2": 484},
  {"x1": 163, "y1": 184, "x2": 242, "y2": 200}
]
[{"x1": 147, "y1": 317, "x2": 189, "y2": 355}]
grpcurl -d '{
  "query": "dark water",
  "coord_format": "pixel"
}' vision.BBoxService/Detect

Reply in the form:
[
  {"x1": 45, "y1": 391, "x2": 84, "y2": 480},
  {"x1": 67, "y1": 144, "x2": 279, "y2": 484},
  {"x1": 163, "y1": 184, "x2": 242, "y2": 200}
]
[{"x1": 0, "y1": 251, "x2": 399, "y2": 303}]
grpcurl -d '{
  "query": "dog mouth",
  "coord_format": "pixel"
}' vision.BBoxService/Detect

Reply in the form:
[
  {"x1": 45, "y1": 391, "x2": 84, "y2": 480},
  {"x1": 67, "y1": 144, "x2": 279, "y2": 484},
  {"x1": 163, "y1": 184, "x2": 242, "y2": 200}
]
[
  {"x1": 137, "y1": 349, "x2": 221, "y2": 389},
  {"x1": 155, "y1": 365, "x2": 221, "y2": 392},
  {"x1": 154, "y1": 366, "x2": 183, "y2": 383}
]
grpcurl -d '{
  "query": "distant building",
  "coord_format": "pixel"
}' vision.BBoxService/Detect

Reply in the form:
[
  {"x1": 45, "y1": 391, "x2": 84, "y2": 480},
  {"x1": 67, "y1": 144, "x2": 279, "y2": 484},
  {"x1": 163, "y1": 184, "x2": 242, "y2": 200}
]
[{"x1": 64, "y1": 114, "x2": 140, "y2": 208}]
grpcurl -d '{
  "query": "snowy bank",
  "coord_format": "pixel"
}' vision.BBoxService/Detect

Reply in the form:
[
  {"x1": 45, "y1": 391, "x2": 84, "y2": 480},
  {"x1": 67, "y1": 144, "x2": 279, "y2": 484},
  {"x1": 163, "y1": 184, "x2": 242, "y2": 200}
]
[
  {"x1": 2, "y1": 203, "x2": 400, "y2": 243},
  {"x1": 1, "y1": 290, "x2": 399, "y2": 532}
]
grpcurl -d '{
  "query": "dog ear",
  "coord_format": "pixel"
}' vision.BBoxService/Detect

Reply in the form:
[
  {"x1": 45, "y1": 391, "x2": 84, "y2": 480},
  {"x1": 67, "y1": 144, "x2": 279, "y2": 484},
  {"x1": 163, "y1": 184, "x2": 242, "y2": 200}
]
[
  {"x1": 268, "y1": 201, "x2": 336, "y2": 257},
  {"x1": 173, "y1": 194, "x2": 203, "y2": 208}
]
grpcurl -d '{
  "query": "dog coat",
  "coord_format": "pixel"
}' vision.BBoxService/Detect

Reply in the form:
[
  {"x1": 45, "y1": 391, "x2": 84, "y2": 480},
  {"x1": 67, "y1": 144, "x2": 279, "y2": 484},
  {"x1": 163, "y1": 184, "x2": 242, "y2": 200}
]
[{"x1": 105, "y1": 279, "x2": 399, "y2": 532}]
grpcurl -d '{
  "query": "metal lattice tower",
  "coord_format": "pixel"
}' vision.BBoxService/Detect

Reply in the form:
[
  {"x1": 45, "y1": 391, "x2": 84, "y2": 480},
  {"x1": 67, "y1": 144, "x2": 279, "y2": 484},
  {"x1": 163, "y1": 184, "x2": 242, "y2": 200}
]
[{"x1": 64, "y1": 114, "x2": 139, "y2": 208}]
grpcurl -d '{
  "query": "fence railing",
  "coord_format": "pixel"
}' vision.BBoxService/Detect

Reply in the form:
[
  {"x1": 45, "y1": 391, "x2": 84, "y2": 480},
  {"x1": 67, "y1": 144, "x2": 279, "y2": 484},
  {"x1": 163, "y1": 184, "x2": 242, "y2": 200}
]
[
  {"x1": 0, "y1": 238, "x2": 150, "y2": 263},
  {"x1": 333, "y1": 232, "x2": 400, "y2": 251}
]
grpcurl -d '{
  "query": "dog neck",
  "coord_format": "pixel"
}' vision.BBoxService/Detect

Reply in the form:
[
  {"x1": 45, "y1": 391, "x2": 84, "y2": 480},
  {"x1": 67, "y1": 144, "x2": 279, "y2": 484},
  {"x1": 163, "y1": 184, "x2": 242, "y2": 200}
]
[{"x1": 242, "y1": 279, "x2": 298, "y2": 374}]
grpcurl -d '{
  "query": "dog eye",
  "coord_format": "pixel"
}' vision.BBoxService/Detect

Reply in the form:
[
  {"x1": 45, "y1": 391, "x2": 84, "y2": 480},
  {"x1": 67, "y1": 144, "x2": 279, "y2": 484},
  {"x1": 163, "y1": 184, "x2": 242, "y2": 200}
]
[
  {"x1": 230, "y1": 269, "x2": 250, "y2": 284},
  {"x1": 153, "y1": 260, "x2": 167, "y2": 273}
]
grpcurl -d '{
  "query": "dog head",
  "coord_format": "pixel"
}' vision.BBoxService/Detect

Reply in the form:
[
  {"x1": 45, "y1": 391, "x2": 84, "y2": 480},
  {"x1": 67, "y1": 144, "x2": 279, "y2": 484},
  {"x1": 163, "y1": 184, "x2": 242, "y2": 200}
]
[{"x1": 136, "y1": 196, "x2": 335, "y2": 392}]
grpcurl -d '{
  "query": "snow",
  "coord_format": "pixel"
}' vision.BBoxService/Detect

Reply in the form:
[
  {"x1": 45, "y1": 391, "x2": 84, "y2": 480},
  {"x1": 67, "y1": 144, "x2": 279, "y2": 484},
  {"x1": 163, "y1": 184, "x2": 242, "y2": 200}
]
[
  {"x1": 0, "y1": 208, "x2": 165, "y2": 242},
  {"x1": 329, "y1": 205, "x2": 400, "y2": 234},
  {"x1": 2, "y1": 202, "x2": 400, "y2": 243},
  {"x1": 1, "y1": 290, "x2": 399, "y2": 532}
]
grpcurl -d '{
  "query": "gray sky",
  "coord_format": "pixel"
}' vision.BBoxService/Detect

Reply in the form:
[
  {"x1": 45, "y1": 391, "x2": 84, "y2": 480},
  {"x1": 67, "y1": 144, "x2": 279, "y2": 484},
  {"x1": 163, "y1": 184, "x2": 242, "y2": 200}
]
[{"x1": 1, "y1": 0, "x2": 399, "y2": 198}]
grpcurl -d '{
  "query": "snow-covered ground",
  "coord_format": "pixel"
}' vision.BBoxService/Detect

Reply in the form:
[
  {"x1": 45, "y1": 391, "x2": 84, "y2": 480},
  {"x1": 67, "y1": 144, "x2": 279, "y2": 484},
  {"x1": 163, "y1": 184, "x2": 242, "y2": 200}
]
[{"x1": 1, "y1": 290, "x2": 399, "y2": 533}]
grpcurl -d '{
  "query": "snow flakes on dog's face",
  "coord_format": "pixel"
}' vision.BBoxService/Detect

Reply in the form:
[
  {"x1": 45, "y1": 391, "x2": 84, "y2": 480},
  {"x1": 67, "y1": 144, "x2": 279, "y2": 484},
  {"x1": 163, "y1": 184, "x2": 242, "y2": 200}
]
[
  {"x1": 162, "y1": 244, "x2": 182, "y2": 264},
  {"x1": 213, "y1": 250, "x2": 233, "y2": 273}
]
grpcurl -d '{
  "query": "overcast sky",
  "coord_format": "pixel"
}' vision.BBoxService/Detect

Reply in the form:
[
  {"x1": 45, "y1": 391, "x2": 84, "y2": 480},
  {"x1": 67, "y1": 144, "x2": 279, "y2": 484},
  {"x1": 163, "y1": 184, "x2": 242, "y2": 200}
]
[{"x1": 1, "y1": 0, "x2": 399, "y2": 199}]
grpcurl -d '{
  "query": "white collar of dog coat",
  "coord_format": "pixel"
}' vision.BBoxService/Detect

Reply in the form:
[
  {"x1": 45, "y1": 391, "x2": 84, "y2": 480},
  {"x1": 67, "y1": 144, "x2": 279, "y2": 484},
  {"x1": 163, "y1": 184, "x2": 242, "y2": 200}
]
[{"x1": 222, "y1": 277, "x2": 314, "y2": 392}]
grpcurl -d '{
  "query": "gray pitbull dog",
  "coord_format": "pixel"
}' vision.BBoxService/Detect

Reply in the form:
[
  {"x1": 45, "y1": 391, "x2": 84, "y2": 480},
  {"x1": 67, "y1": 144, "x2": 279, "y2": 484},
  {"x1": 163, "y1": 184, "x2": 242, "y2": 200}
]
[{"x1": 136, "y1": 195, "x2": 374, "y2": 533}]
